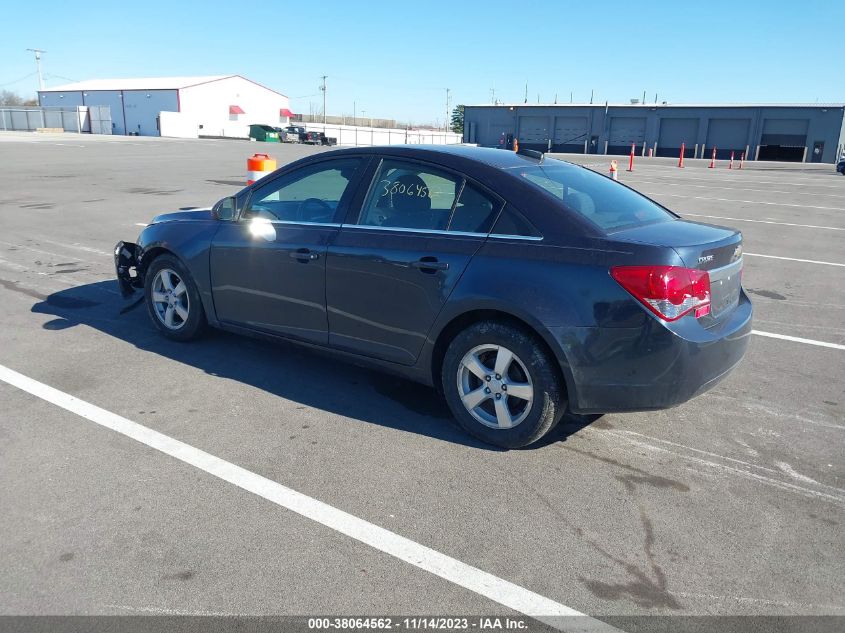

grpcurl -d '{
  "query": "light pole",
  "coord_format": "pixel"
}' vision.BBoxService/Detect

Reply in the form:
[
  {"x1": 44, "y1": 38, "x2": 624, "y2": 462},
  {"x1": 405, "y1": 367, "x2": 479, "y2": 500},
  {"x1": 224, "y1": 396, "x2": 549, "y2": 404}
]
[
  {"x1": 445, "y1": 88, "x2": 450, "y2": 132},
  {"x1": 26, "y1": 48, "x2": 46, "y2": 92},
  {"x1": 319, "y1": 75, "x2": 327, "y2": 124}
]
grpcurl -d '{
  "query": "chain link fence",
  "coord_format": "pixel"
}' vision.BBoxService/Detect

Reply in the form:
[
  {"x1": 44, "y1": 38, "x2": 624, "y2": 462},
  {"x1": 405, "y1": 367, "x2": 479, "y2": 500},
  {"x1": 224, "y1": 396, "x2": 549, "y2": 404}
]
[
  {"x1": 0, "y1": 106, "x2": 111, "y2": 134},
  {"x1": 298, "y1": 122, "x2": 462, "y2": 146}
]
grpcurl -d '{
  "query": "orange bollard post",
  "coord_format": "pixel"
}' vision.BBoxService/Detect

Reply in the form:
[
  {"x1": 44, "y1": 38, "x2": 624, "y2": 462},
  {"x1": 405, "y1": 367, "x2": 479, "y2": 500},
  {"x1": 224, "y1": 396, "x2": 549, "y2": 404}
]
[
  {"x1": 729, "y1": 151, "x2": 735, "y2": 170},
  {"x1": 708, "y1": 146, "x2": 717, "y2": 169},
  {"x1": 247, "y1": 153, "x2": 277, "y2": 185},
  {"x1": 627, "y1": 142, "x2": 635, "y2": 172},
  {"x1": 513, "y1": 138, "x2": 519, "y2": 152},
  {"x1": 648, "y1": 148, "x2": 653, "y2": 158},
  {"x1": 678, "y1": 142, "x2": 685, "y2": 168},
  {"x1": 739, "y1": 152, "x2": 745, "y2": 169},
  {"x1": 609, "y1": 160, "x2": 618, "y2": 180}
]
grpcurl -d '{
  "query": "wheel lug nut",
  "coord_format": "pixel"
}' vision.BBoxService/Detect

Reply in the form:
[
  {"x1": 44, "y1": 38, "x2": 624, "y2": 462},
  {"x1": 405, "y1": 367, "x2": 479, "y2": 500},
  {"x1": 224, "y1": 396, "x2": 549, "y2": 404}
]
[
  {"x1": 495, "y1": 374, "x2": 501, "y2": 380},
  {"x1": 484, "y1": 387, "x2": 491, "y2": 394},
  {"x1": 495, "y1": 393, "x2": 502, "y2": 400},
  {"x1": 485, "y1": 375, "x2": 491, "y2": 382},
  {"x1": 501, "y1": 384, "x2": 507, "y2": 391}
]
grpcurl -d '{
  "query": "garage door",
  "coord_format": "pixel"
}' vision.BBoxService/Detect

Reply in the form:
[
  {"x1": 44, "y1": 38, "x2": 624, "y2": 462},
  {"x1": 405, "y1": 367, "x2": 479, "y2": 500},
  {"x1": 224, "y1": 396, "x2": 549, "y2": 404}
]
[
  {"x1": 758, "y1": 118, "x2": 808, "y2": 162},
  {"x1": 553, "y1": 116, "x2": 588, "y2": 152},
  {"x1": 484, "y1": 115, "x2": 515, "y2": 148},
  {"x1": 517, "y1": 116, "x2": 550, "y2": 150},
  {"x1": 608, "y1": 117, "x2": 646, "y2": 155},
  {"x1": 657, "y1": 118, "x2": 698, "y2": 158},
  {"x1": 705, "y1": 119, "x2": 750, "y2": 160}
]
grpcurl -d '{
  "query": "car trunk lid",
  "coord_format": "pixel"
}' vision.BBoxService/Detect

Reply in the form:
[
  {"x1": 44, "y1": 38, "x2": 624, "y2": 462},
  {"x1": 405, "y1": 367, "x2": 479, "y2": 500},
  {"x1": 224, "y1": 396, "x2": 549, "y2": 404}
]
[{"x1": 611, "y1": 219, "x2": 744, "y2": 325}]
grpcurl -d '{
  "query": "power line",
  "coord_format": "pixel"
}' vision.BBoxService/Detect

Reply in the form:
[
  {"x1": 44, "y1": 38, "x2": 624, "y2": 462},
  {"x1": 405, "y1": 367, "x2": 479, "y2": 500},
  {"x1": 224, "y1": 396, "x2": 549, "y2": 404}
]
[
  {"x1": 0, "y1": 72, "x2": 37, "y2": 88},
  {"x1": 45, "y1": 74, "x2": 77, "y2": 84}
]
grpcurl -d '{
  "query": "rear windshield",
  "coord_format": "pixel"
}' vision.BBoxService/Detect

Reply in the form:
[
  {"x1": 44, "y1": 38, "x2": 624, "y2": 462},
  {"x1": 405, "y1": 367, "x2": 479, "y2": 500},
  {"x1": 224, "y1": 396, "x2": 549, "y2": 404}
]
[{"x1": 509, "y1": 161, "x2": 675, "y2": 231}]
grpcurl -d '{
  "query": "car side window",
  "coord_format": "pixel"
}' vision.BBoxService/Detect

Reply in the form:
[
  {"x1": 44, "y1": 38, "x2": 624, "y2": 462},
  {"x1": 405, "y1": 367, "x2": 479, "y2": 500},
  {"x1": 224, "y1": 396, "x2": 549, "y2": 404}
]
[
  {"x1": 243, "y1": 158, "x2": 363, "y2": 223},
  {"x1": 448, "y1": 182, "x2": 500, "y2": 233},
  {"x1": 491, "y1": 204, "x2": 542, "y2": 238},
  {"x1": 357, "y1": 160, "x2": 461, "y2": 231}
]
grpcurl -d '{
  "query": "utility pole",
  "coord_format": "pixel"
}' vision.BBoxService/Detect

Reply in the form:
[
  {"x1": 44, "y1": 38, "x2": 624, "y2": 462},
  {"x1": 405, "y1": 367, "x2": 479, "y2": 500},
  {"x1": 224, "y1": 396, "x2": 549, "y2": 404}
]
[
  {"x1": 319, "y1": 75, "x2": 327, "y2": 124},
  {"x1": 524, "y1": 82, "x2": 528, "y2": 103},
  {"x1": 26, "y1": 48, "x2": 46, "y2": 92},
  {"x1": 490, "y1": 86, "x2": 496, "y2": 105},
  {"x1": 445, "y1": 88, "x2": 451, "y2": 132},
  {"x1": 590, "y1": 89, "x2": 594, "y2": 104}
]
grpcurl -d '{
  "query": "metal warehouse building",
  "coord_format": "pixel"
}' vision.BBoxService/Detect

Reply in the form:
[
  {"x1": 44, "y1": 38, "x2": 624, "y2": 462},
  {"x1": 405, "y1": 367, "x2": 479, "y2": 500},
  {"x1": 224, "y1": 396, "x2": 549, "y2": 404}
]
[
  {"x1": 38, "y1": 75, "x2": 293, "y2": 138},
  {"x1": 463, "y1": 103, "x2": 845, "y2": 163}
]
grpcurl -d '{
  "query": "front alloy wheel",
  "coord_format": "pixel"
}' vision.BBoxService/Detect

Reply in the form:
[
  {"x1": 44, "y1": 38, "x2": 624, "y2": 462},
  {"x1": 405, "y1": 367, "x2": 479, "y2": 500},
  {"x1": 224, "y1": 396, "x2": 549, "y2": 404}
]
[
  {"x1": 151, "y1": 268, "x2": 190, "y2": 330},
  {"x1": 143, "y1": 254, "x2": 205, "y2": 341}
]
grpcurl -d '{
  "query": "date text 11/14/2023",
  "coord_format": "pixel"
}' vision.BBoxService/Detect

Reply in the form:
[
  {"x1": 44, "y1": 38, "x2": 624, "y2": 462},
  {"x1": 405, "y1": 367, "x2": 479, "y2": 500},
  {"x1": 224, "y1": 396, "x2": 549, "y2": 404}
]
[{"x1": 307, "y1": 617, "x2": 531, "y2": 630}]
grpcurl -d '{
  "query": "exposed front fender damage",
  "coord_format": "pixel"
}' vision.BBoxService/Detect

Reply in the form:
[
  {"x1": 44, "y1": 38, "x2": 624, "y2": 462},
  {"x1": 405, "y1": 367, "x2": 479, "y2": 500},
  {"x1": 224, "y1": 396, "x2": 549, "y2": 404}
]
[{"x1": 114, "y1": 241, "x2": 142, "y2": 298}]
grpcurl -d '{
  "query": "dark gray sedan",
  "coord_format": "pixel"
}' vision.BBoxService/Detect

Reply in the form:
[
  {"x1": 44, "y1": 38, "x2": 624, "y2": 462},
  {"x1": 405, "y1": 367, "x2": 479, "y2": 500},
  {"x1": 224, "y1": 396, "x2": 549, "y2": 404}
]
[{"x1": 115, "y1": 146, "x2": 751, "y2": 448}]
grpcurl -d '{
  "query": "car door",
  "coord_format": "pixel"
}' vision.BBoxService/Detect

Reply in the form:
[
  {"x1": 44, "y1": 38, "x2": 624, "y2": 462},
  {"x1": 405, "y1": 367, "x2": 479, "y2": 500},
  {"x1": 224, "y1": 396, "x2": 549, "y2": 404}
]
[
  {"x1": 210, "y1": 156, "x2": 367, "y2": 344},
  {"x1": 326, "y1": 157, "x2": 503, "y2": 365}
]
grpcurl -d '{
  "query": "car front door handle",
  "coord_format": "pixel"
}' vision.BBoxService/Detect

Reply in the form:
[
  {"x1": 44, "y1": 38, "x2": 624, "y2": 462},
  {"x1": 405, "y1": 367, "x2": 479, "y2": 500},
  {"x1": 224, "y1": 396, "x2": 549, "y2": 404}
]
[
  {"x1": 410, "y1": 258, "x2": 449, "y2": 271},
  {"x1": 290, "y1": 249, "x2": 320, "y2": 261}
]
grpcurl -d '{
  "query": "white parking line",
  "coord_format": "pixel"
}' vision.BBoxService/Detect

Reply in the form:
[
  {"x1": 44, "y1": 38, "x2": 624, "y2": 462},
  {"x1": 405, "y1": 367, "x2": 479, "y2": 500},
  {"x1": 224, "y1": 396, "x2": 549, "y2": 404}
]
[
  {"x1": 643, "y1": 192, "x2": 845, "y2": 212},
  {"x1": 0, "y1": 363, "x2": 615, "y2": 632},
  {"x1": 745, "y1": 253, "x2": 845, "y2": 267},
  {"x1": 633, "y1": 179, "x2": 845, "y2": 199},
  {"x1": 0, "y1": 240, "x2": 84, "y2": 261},
  {"x1": 681, "y1": 213, "x2": 845, "y2": 231},
  {"x1": 752, "y1": 331, "x2": 845, "y2": 351},
  {"x1": 34, "y1": 238, "x2": 113, "y2": 257}
]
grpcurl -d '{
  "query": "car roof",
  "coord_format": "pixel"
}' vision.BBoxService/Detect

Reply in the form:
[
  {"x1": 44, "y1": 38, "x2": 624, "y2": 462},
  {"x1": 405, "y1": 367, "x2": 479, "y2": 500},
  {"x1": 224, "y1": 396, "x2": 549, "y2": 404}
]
[{"x1": 316, "y1": 144, "x2": 550, "y2": 169}]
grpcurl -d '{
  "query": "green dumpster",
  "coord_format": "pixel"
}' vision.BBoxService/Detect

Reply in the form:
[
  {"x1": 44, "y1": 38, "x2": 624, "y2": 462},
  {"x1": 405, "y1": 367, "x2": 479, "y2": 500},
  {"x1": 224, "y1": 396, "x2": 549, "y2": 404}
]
[{"x1": 249, "y1": 124, "x2": 280, "y2": 142}]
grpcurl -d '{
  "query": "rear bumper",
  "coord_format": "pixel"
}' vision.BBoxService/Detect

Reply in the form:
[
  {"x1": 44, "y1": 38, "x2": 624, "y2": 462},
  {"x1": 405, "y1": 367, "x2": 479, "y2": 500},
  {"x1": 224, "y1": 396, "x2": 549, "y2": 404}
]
[
  {"x1": 555, "y1": 291, "x2": 753, "y2": 413},
  {"x1": 114, "y1": 241, "x2": 142, "y2": 298}
]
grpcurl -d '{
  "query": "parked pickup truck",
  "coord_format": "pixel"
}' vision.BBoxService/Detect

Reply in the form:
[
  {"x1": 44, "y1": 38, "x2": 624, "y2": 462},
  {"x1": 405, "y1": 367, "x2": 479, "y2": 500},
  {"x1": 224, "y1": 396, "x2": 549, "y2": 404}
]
[
  {"x1": 304, "y1": 130, "x2": 338, "y2": 146},
  {"x1": 277, "y1": 125, "x2": 306, "y2": 143}
]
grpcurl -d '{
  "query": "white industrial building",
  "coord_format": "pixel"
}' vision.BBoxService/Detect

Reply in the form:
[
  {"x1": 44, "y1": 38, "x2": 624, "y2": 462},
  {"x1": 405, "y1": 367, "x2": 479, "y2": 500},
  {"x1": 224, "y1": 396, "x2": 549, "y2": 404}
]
[{"x1": 38, "y1": 75, "x2": 293, "y2": 138}]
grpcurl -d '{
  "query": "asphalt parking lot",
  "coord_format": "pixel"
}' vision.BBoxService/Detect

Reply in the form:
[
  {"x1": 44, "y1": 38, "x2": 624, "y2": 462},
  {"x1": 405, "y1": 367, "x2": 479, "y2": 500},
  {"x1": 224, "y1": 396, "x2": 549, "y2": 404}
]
[{"x1": 0, "y1": 132, "x2": 842, "y2": 631}]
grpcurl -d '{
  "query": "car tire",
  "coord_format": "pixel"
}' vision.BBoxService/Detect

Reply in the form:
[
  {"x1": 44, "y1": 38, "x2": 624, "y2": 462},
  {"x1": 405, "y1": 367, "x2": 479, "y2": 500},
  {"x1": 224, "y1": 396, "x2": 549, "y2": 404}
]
[
  {"x1": 441, "y1": 321, "x2": 565, "y2": 449},
  {"x1": 144, "y1": 254, "x2": 205, "y2": 341}
]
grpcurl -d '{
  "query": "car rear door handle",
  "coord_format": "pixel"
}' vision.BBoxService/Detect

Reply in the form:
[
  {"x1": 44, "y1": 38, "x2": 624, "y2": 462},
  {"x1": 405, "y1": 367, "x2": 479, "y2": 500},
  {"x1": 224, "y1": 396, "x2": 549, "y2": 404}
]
[
  {"x1": 410, "y1": 258, "x2": 449, "y2": 272},
  {"x1": 290, "y1": 249, "x2": 320, "y2": 261}
]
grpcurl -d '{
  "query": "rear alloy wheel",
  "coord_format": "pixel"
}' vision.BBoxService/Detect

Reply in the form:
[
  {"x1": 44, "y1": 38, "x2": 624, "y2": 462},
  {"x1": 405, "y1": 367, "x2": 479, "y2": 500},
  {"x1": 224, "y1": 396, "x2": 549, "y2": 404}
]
[
  {"x1": 457, "y1": 344, "x2": 534, "y2": 430},
  {"x1": 144, "y1": 254, "x2": 205, "y2": 341},
  {"x1": 442, "y1": 321, "x2": 565, "y2": 448}
]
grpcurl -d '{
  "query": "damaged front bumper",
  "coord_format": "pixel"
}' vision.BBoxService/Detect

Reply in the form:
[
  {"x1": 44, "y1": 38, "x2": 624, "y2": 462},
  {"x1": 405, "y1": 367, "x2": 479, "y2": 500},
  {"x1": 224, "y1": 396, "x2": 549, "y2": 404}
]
[{"x1": 114, "y1": 241, "x2": 143, "y2": 298}]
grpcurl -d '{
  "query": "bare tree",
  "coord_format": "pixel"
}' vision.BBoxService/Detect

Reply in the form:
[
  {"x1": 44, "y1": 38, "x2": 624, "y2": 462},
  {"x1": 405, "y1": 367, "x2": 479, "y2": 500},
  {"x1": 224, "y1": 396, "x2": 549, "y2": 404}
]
[{"x1": 0, "y1": 91, "x2": 26, "y2": 106}]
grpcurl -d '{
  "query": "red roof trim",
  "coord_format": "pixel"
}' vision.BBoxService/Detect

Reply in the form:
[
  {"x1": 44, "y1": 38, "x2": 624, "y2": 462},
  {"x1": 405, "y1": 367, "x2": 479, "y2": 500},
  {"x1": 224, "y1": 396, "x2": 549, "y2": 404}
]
[
  {"x1": 280, "y1": 108, "x2": 294, "y2": 117},
  {"x1": 229, "y1": 105, "x2": 245, "y2": 115}
]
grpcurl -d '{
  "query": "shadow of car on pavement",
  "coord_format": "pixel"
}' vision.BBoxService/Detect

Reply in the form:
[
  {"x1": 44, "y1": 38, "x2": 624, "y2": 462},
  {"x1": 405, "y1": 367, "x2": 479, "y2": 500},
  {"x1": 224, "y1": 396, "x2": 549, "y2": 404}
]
[{"x1": 32, "y1": 280, "x2": 599, "y2": 451}]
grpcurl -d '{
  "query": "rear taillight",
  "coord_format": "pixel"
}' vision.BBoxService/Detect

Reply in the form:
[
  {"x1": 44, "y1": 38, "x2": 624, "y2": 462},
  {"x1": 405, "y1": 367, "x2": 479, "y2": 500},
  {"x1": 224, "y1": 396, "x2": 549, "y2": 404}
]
[{"x1": 611, "y1": 265, "x2": 711, "y2": 321}]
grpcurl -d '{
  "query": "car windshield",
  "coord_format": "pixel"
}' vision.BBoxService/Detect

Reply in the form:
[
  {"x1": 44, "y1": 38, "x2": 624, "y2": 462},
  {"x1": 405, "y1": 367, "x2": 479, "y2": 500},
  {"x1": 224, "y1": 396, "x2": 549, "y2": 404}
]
[{"x1": 509, "y1": 160, "x2": 675, "y2": 231}]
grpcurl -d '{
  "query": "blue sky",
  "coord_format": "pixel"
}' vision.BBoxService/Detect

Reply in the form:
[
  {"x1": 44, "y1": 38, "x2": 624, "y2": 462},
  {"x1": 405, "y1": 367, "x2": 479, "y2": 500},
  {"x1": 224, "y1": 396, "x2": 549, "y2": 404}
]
[{"x1": 2, "y1": 0, "x2": 842, "y2": 124}]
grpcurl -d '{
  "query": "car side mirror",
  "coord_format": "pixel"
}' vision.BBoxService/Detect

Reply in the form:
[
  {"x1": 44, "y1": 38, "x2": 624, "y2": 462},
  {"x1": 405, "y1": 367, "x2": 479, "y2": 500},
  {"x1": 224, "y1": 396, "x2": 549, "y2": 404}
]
[{"x1": 213, "y1": 196, "x2": 236, "y2": 221}]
